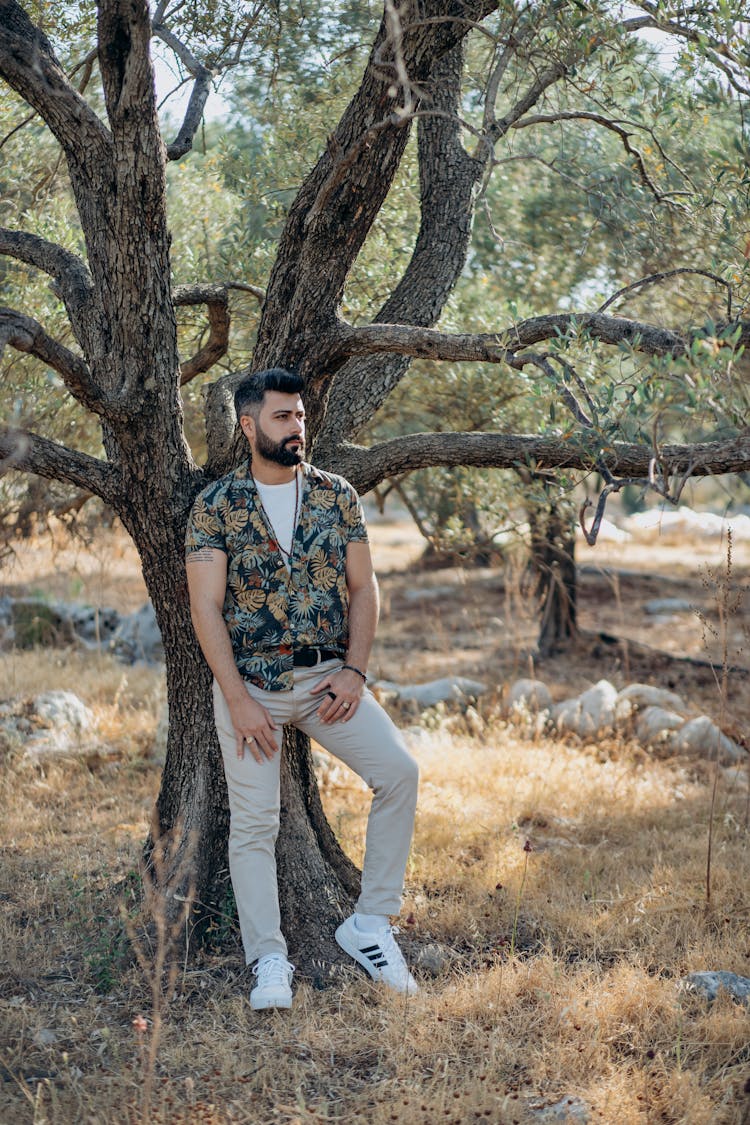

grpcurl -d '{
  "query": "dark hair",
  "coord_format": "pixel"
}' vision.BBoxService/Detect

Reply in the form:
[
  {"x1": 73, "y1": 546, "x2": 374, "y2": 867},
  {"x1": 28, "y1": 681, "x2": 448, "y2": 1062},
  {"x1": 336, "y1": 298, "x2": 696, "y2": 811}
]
[{"x1": 234, "y1": 368, "x2": 305, "y2": 421}]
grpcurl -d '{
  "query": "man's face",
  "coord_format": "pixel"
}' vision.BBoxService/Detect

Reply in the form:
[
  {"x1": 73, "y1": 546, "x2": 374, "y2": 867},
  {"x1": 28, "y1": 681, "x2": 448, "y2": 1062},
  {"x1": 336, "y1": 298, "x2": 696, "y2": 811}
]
[{"x1": 242, "y1": 391, "x2": 306, "y2": 466}]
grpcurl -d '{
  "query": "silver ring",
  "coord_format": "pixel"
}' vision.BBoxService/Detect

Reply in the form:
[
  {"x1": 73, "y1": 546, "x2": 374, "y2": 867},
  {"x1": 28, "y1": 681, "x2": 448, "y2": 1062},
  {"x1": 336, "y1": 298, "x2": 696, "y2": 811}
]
[
  {"x1": 342, "y1": 702, "x2": 351, "y2": 710},
  {"x1": 247, "y1": 736, "x2": 255, "y2": 742}
]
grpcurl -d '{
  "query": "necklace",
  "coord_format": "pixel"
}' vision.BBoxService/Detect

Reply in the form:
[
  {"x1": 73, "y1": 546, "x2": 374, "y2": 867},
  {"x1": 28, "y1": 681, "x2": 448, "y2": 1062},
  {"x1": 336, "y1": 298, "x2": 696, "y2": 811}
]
[{"x1": 251, "y1": 468, "x2": 301, "y2": 560}]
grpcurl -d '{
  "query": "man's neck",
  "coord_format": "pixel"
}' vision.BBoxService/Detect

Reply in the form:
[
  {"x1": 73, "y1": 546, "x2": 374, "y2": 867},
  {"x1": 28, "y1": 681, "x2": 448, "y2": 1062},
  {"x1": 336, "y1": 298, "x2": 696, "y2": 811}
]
[{"x1": 250, "y1": 457, "x2": 300, "y2": 486}]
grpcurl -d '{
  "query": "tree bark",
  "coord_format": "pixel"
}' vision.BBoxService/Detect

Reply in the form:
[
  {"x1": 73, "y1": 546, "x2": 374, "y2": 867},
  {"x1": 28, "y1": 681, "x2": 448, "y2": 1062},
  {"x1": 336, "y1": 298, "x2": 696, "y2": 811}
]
[
  {"x1": 315, "y1": 39, "x2": 482, "y2": 459},
  {"x1": 277, "y1": 729, "x2": 361, "y2": 976},
  {"x1": 528, "y1": 496, "x2": 578, "y2": 655}
]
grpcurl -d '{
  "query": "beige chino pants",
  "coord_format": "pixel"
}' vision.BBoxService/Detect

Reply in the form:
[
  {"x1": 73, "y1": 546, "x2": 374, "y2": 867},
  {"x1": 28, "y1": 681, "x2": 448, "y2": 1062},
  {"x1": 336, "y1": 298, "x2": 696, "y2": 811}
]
[{"x1": 213, "y1": 659, "x2": 419, "y2": 965}]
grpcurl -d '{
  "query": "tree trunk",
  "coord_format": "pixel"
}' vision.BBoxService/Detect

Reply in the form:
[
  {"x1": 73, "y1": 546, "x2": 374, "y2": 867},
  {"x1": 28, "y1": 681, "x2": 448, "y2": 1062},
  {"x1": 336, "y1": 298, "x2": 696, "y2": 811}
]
[
  {"x1": 527, "y1": 485, "x2": 578, "y2": 655},
  {"x1": 277, "y1": 729, "x2": 361, "y2": 977}
]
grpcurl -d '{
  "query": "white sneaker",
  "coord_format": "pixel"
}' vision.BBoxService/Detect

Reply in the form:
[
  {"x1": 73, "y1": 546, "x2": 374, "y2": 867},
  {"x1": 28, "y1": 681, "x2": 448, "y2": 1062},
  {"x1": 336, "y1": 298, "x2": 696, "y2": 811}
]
[
  {"x1": 335, "y1": 915, "x2": 418, "y2": 995},
  {"x1": 250, "y1": 955, "x2": 294, "y2": 1010}
]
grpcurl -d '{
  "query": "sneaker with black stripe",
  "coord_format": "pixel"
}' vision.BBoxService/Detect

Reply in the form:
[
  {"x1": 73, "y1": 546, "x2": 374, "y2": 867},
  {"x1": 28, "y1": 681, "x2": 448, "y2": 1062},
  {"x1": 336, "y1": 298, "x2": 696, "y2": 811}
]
[{"x1": 335, "y1": 915, "x2": 418, "y2": 995}]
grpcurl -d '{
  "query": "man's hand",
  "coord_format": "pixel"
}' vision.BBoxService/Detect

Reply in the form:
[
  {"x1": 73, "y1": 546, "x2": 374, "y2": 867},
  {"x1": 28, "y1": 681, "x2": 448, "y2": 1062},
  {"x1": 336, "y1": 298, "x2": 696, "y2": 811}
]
[
  {"x1": 227, "y1": 693, "x2": 279, "y2": 762},
  {"x1": 310, "y1": 667, "x2": 365, "y2": 724}
]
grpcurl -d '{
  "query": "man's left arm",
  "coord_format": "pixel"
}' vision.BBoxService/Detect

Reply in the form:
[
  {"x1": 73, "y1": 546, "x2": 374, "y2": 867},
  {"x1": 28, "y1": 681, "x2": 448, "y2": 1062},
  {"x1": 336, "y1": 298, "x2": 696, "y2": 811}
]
[{"x1": 312, "y1": 541, "x2": 378, "y2": 723}]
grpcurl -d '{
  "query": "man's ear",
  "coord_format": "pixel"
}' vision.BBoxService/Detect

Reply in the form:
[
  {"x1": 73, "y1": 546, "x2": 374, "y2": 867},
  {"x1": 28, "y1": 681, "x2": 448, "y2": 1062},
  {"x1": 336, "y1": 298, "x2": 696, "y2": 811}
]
[{"x1": 239, "y1": 414, "x2": 255, "y2": 443}]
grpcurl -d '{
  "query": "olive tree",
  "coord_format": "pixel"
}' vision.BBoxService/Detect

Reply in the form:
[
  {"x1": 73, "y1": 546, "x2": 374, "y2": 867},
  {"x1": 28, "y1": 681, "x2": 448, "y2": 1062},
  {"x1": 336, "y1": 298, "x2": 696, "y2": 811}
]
[{"x1": 1, "y1": 0, "x2": 748, "y2": 969}]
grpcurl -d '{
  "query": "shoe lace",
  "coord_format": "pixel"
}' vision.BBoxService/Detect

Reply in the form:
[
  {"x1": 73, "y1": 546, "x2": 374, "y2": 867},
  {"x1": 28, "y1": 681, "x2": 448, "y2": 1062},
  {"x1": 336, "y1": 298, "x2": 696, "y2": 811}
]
[{"x1": 254, "y1": 957, "x2": 294, "y2": 986}]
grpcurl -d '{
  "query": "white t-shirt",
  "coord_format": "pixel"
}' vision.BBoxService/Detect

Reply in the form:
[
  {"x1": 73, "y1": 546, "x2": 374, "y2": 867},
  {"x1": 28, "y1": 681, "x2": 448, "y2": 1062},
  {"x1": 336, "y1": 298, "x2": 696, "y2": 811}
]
[{"x1": 255, "y1": 477, "x2": 298, "y2": 569}]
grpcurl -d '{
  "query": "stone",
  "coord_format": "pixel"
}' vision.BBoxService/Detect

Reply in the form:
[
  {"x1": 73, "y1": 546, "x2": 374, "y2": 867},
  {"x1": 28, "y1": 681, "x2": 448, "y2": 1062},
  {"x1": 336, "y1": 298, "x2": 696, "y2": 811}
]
[
  {"x1": 32, "y1": 1028, "x2": 58, "y2": 1048},
  {"x1": 376, "y1": 677, "x2": 487, "y2": 709},
  {"x1": 67, "y1": 604, "x2": 121, "y2": 646},
  {"x1": 508, "y1": 679, "x2": 553, "y2": 713},
  {"x1": 615, "y1": 683, "x2": 687, "y2": 715},
  {"x1": 635, "y1": 706, "x2": 686, "y2": 745},
  {"x1": 578, "y1": 680, "x2": 618, "y2": 733},
  {"x1": 402, "y1": 585, "x2": 458, "y2": 603},
  {"x1": 553, "y1": 680, "x2": 617, "y2": 737},
  {"x1": 552, "y1": 696, "x2": 584, "y2": 734},
  {"x1": 111, "y1": 602, "x2": 164, "y2": 663},
  {"x1": 681, "y1": 971, "x2": 750, "y2": 1006},
  {"x1": 723, "y1": 765, "x2": 749, "y2": 789},
  {"x1": 11, "y1": 691, "x2": 97, "y2": 759},
  {"x1": 528, "y1": 1095, "x2": 589, "y2": 1122},
  {"x1": 414, "y1": 943, "x2": 454, "y2": 976},
  {"x1": 624, "y1": 507, "x2": 726, "y2": 541},
  {"x1": 1, "y1": 597, "x2": 122, "y2": 652},
  {"x1": 669, "y1": 715, "x2": 743, "y2": 763},
  {"x1": 644, "y1": 598, "x2": 694, "y2": 616},
  {"x1": 33, "y1": 691, "x2": 94, "y2": 733},
  {"x1": 0, "y1": 595, "x2": 13, "y2": 650},
  {"x1": 582, "y1": 517, "x2": 630, "y2": 543}
]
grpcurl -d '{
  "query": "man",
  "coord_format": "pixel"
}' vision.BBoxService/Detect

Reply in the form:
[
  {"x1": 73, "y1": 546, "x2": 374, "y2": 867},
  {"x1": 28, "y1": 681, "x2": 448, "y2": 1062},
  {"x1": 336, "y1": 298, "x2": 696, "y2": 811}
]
[{"x1": 185, "y1": 367, "x2": 419, "y2": 1010}]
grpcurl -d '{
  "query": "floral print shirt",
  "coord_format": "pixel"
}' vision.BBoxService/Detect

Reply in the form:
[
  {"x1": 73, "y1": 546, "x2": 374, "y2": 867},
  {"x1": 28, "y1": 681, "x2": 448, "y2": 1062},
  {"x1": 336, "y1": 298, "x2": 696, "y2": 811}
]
[{"x1": 185, "y1": 461, "x2": 369, "y2": 691}]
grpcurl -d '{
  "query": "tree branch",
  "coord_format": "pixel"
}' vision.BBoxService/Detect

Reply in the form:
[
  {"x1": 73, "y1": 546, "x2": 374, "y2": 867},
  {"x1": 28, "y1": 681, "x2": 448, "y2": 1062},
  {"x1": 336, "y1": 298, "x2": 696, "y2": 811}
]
[
  {"x1": 254, "y1": 0, "x2": 498, "y2": 372},
  {"x1": 152, "y1": 21, "x2": 214, "y2": 160},
  {"x1": 0, "y1": 428, "x2": 118, "y2": 503},
  {"x1": 330, "y1": 312, "x2": 750, "y2": 365},
  {"x1": 597, "y1": 268, "x2": 734, "y2": 319},
  {"x1": 634, "y1": 4, "x2": 750, "y2": 98},
  {"x1": 172, "y1": 284, "x2": 231, "y2": 384},
  {"x1": 0, "y1": 228, "x2": 94, "y2": 313},
  {"x1": 334, "y1": 430, "x2": 750, "y2": 497},
  {"x1": 511, "y1": 111, "x2": 686, "y2": 203},
  {"x1": 316, "y1": 39, "x2": 482, "y2": 455},
  {"x1": 227, "y1": 281, "x2": 266, "y2": 303},
  {"x1": 0, "y1": 308, "x2": 112, "y2": 415},
  {"x1": 98, "y1": 0, "x2": 154, "y2": 137},
  {"x1": 0, "y1": 1, "x2": 111, "y2": 157}
]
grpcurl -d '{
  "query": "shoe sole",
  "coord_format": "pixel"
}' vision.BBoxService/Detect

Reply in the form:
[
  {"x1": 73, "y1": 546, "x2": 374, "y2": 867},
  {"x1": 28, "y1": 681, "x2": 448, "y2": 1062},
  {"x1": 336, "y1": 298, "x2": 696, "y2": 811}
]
[{"x1": 251, "y1": 995, "x2": 293, "y2": 1011}]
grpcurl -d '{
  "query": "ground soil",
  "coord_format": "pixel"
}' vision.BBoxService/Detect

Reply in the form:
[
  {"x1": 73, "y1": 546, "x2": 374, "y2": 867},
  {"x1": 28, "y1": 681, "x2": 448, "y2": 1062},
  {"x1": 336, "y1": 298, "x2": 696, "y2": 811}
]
[
  {"x1": 368, "y1": 510, "x2": 750, "y2": 744},
  {"x1": 2, "y1": 510, "x2": 749, "y2": 740}
]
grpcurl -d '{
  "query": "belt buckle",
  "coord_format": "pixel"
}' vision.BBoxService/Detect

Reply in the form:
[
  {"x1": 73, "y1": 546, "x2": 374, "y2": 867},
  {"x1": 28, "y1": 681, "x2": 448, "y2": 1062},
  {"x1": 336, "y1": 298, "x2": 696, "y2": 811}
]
[{"x1": 313, "y1": 648, "x2": 323, "y2": 665}]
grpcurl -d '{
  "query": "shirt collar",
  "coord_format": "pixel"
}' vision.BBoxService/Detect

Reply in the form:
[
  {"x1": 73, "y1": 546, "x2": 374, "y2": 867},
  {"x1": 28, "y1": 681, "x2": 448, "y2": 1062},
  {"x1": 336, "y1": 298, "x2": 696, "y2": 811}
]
[{"x1": 234, "y1": 459, "x2": 313, "y2": 488}]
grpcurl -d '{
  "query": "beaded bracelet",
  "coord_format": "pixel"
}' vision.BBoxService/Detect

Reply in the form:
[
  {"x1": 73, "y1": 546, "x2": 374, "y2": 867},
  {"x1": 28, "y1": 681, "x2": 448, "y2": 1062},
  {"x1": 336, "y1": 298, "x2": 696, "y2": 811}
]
[{"x1": 342, "y1": 663, "x2": 367, "y2": 682}]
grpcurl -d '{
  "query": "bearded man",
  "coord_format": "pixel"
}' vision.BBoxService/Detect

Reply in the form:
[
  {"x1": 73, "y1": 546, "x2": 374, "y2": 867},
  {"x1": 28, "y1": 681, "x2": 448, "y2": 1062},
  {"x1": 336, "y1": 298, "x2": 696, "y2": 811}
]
[{"x1": 185, "y1": 367, "x2": 419, "y2": 1010}]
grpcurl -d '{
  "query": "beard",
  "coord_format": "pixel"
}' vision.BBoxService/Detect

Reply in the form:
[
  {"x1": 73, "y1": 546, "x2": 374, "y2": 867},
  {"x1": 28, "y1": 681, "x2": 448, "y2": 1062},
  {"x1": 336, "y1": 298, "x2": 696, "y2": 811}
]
[{"x1": 254, "y1": 423, "x2": 305, "y2": 467}]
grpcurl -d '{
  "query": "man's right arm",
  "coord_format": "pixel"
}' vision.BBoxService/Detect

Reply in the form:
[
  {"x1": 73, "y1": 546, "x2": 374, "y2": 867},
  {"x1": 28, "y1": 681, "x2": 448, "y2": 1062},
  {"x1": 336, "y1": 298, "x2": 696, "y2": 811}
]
[{"x1": 185, "y1": 547, "x2": 278, "y2": 762}]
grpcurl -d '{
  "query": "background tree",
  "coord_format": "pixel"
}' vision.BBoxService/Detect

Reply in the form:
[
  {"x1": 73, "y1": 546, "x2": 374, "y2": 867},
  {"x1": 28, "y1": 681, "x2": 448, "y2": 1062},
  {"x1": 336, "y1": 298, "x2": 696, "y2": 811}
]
[{"x1": 1, "y1": 0, "x2": 749, "y2": 971}]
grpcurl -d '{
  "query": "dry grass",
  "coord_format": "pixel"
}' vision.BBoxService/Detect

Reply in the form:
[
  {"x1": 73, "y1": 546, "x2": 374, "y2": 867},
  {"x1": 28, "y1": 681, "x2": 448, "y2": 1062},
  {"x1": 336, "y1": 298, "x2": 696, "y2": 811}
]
[
  {"x1": 1, "y1": 520, "x2": 749, "y2": 1123},
  {"x1": 1, "y1": 644, "x2": 749, "y2": 1124}
]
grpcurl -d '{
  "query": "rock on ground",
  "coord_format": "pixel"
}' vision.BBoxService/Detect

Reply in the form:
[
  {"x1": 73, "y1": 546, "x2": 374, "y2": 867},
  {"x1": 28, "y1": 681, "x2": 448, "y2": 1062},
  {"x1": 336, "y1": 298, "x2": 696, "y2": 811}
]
[
  {"x1": 375, "y1": 677, "x2": 487, "y2": 709},
  {"x1": 635, "y1": 706, "x2": 687, "y2": 746},
  {"x1": 507, "y1": 679, "x2": 553, "y2": 713},
  {"x1": 669, "y1": 715, "x2": 744, "y2": 763},
  {"x1": 615, "y1": 683, "x2": 688, "y2": 716},
  {"x1": 681, "y1": 971, "x2": 750, "y2": 1006},
  {"x1": 552, "y1": 680, "x2": 618, "y2": 737},
  {"x1": 527, "y1": 1095, "x2": 590, "y2": 1123},
  {"x1": 32, "y1": 691, "x2": 94, "y2": 733},
  {"x1": 111, "y1": 603, "x2": 164, "y2": 663}
]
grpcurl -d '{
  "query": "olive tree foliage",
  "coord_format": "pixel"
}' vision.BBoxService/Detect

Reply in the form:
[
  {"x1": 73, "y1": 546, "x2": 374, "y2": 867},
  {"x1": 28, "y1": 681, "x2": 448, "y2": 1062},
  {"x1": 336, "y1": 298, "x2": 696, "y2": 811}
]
[
  {"x1": 1, "y1": 0, "x2": 750, "y2": 964},
  {"x1": 365, "y1": 41, "x2": 750, "y2": 559}
]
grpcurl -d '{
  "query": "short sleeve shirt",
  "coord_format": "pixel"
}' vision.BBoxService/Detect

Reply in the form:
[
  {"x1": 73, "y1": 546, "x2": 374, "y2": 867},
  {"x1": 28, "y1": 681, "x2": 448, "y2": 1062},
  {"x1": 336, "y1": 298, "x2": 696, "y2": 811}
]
[{"x1": 185, "y1": 461, "x2": 369, "y2": 691}]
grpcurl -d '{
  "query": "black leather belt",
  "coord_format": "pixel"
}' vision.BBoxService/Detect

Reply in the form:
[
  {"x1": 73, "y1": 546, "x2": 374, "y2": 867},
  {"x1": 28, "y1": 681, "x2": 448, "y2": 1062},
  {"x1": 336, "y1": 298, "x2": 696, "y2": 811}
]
[{"x1": 292, "y1": 647, "x2": 341, "y2": 667}]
